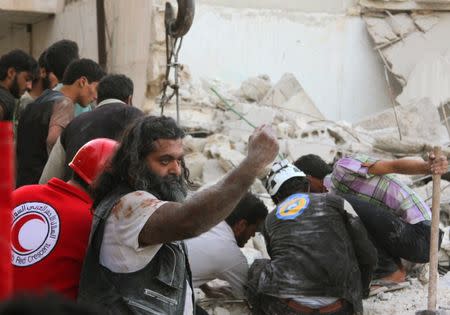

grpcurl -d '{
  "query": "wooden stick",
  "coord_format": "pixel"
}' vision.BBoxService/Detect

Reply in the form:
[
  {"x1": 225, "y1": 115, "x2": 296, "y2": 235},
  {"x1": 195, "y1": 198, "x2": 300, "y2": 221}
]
[{"x1": 427, "y1": 146, "x2": 442, "y2": 311}]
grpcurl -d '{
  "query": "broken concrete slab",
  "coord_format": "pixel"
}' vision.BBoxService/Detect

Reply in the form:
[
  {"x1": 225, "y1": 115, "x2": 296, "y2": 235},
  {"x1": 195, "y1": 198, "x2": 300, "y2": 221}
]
[
  {"x1": 204, "y1": 134, "x2": 233, "y2": 158},
  {"x1": 183, "y1": 135, "x2": 208, "y2": 154},
  {"x1": 360, "y1": 0, "x2": 450, "y2": 11},
  {"x1": 372, "y1": 137, "x2": 432, "y2": 155},
  {"x1": 387, "y1": 13, "x2": 417, "y2": 37},
  {"x1": 260, "y1": 73, "x2": 324, "y2": 122},
  {"x1": 355, "y1": 98, "x2": 449, "y2": 144},
  {"x1": 412, "y1": 13, "x2": 440, "y2": 32},
  {"x1": 286, "y1": 139, "x2": 337, "y2": 163},
  {"x1": 381, "y1": 13, "x2": 450, "y2": 85},
  {"x1": 184, "y1": 152, "x2": 207, "y2": 182},
  {"x1": 396, "y1": 53, "x2": 450, "y2": 108},
  {"x1": 364, "y1": 16, "x2": 399, "y2": 46},
  {"x1": 261, "y1": 73, "x2": 302, "y2": 107},
  {"x1": 278, "y1": 90, "x2": 325, "y2": 121},
  {"x1": 202, "y1": 159, "x2": 227, "y2": 184},
  {"x1": 216, "y1": 147, "x2": 246, "y2": 172},
  {"x1": 238, "y1": 75, "x2": 272, "y2": 102}
]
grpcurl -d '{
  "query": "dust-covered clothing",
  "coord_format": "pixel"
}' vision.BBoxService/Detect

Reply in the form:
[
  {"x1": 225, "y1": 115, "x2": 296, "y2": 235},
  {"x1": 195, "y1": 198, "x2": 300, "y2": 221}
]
[
  {"x1": 247, "y1": 193, "x2": 376, "y2": 315},
  {"x1": 78, "y1": 187, "x2": 194, "y2": 315},
  {"x1": 186, "y1": 221, "x2": 248, "y2": 298},
  {"x1": 325, "y1": 155, "x2": 431, "y2": 224}
]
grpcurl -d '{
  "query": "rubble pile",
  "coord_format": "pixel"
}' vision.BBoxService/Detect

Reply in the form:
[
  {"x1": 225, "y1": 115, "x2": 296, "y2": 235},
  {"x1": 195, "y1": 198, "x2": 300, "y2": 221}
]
[{"x1": 145, "y1": 3, "x2": 450, "y2": 311}]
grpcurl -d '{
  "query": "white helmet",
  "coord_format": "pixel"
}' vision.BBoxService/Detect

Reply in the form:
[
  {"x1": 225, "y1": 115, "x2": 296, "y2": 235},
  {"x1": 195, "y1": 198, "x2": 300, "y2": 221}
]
[{"x1": 265, "y1": 159, "x2": 306, "y2": 197}]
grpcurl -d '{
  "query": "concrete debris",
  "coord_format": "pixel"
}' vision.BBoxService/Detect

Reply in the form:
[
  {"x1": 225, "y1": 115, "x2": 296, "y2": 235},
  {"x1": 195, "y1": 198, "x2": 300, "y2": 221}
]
[
  {"x1": 217, "y1": 148, "x2": 246, "y2": 172},
  {"x1": 387, "y1": 13, "x2": 417, "y2": 37},
  {"x1": 355, "y1": 98, "x2": 449, "y2": 144},
  {"x1": 261, "y1": 73, "x2": 302, "y2": 107},
  {"x1": 202, "y1": 159, "x2": 226, "y2": 185},
  {"x1": 286, "y1": 139, "x2": 337, "y2": 163},
  {"x1": 183, "y1": 135, "x2": 207, "y2": 154},
  {"x1": 381, "y1": 13, "x2": 450, "y2": 85},
  {"x1": 278, "y1": 90, "x2": 325, "y2": 121},
  {"x1": 260, "y1": 73, "x2": 324, "y2": 122},
  {"x1": 396, "y1": 54, "x2": 450, "y2": 108},
  {"x1": 238, "y1": 75, "x2": 272, "y2": 102},
  {"x1": 412, "y1": 13, "x2": 440, "y2": 32},
  {"x1": 363, "y1": 278, "x2": 450, "y2": 315},
  {"x1": 152, "y1": 67, "x2": 450, "y2": 315},
  {"x1": 360, "y1": 0, "x2": 450, "y2": 11},
  {"x1": 184, "y1": 152, "x2": 207, "y2": 183},
  {"x1": 364, "y1": 16, "x2": 399, "y2": 46}
]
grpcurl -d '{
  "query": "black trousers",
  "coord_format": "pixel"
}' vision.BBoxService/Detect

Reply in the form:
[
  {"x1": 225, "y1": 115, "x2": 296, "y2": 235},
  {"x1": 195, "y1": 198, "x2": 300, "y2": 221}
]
[{"x1": 341, "y1": 194, "x2": 442, "y2": 278}]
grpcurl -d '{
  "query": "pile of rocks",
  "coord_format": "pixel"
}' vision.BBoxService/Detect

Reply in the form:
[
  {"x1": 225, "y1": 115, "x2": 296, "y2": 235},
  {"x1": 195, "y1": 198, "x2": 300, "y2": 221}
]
[
  {"x1": 147, "y1": 70, "x2": 450, "y2": 314},
  {"x1": 147, "y1": 70, "x2": 449, "y2": 191}
]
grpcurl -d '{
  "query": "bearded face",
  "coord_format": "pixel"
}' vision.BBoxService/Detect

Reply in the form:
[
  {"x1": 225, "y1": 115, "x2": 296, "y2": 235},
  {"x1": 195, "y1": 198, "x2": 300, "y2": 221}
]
[
  {"x1": 136, "y1": 167, "x2": 188, "y2": 202},
  {"x1": 9, "y1": 75, "x2": 21, "y2": 98}
]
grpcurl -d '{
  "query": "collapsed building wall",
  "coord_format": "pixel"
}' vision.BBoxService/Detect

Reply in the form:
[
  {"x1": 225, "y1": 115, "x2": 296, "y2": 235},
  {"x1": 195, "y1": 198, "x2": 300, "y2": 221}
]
[{"x1": 147, "y1": 0, "x2": 392, "y2": 122}]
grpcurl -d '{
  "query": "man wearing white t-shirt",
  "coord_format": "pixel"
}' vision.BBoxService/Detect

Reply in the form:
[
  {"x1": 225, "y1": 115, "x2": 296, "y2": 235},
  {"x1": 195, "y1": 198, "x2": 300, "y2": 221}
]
[
  {"x1": 78, "y1": 116, "x2": 279, "y2": 315},
  {"x1": 187, "y1": 193, "x2": 268, "y2": 300}
]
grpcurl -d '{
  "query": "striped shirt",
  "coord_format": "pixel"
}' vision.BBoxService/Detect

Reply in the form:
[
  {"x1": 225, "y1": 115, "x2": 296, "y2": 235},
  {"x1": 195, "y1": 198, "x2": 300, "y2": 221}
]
[{"x1": 323, "y1": 155, "x2": 431, "y2": 224}]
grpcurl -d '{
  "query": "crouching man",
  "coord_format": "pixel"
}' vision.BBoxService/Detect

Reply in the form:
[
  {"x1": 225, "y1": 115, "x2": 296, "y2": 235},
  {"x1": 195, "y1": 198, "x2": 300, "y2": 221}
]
[{"x1": 247, "y1": 160, "x2": 377, "y2": 315}]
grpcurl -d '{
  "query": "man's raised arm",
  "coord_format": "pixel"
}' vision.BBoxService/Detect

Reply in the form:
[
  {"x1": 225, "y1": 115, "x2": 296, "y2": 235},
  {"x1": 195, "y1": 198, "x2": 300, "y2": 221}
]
[{"x1": 139, "y1": 125, "x2": 279, "y2": 246}]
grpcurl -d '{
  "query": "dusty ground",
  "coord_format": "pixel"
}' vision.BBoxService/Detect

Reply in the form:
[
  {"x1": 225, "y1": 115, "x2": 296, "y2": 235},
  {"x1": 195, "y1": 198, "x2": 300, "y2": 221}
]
[
  {"x1": 364, "y1": 276, "x2": 450, "y2": 315},
  {"x1": 198, "y1": 274, "x2": 450, "y2": 315}
]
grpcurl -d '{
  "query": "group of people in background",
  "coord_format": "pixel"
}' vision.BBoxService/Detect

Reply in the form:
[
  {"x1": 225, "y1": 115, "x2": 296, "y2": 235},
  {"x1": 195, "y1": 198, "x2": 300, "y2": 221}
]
[{"x1": 0, "y1": 40, "x2": 448, "y2": 315}]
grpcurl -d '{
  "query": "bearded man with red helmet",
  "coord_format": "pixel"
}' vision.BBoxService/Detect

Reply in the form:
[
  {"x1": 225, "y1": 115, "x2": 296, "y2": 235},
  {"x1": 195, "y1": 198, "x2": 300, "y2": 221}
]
[{"x1": 11, "y1": 138, "x2": 117, "y2": 300}]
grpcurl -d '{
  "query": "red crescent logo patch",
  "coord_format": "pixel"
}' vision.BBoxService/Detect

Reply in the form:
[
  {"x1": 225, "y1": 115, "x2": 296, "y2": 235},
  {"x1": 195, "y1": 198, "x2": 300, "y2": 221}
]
[{"x1": 11, "y1": 202, "x2": 60, "y2": 267}]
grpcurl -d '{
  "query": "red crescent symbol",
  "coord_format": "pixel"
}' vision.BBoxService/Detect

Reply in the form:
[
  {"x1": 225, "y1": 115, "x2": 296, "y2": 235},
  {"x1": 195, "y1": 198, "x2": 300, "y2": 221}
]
[{"x1": 11, "y1": 213, "x2": 46, "y2": 254}]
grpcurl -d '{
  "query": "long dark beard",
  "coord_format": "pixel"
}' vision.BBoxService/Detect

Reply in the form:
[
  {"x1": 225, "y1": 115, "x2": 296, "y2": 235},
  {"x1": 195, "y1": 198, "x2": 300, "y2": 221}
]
[
  {"x1": 10, "y1": 76, "x2": 21, "y2": 98},
  {"x1": 137, "y1": 168, "x2": 188, "y2": 202}
]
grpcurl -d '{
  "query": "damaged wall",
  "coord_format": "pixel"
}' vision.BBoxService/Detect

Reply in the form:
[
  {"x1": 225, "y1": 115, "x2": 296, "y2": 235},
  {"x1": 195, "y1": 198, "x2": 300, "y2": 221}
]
[
  {"x1": 31, "y1": 0, "x2": 98, "y2": 60},
  {"x1": 176, "y1": 2, "x2": 392, "y2": 122}
]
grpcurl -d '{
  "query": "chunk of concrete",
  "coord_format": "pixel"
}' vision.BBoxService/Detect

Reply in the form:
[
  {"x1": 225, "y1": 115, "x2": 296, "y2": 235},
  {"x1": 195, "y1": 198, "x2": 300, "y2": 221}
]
[
  {"x1": 261, "y1": 73, "x2": 303, "y2": 107},
  {"x1": 204, "y1": 134, "x2": 232, "y2": 158},
  {"x1": 364, "y1": 16, "x2": 399, "y2": 46},
  {"x1": 286, "y1": 139, "x2": 337, "y2": 163},
  {"x1": 396, "y1": 53, "x2": 450, "y2": 108},
  {"x1": 223, "y1": 104, "x2": 277, "y2": 141},
  {"x1": 387, "y1": 13, "x2": 417, "y2": 37},
  {"x1": 238, "y1": 75, "x2": 272, "y2": 102},
  {"x1": 184, "y1": 152, "x2": 207, "y2": 182},
  {"x1": 381, "y1": 13, "x2": 450, "y2": 85},
  {"x1": 412, "y1": 13, "x2": 440, "y2": 32},
  {"x1": 202, "y1": 159, "x2": 226, "y2": 185},
  {"x1": 260, "y1": 73, "x2": 324, "y2": 122},
  {"x1": 355, "y1": 98, "x2": 449, "y2": 144},
  {"x1": 216, "y1": 147, "x2": 246, "y2": 172},
  {"x1": 280, "y1": 90, "x2": 325, "y2": 121},
  {"x1": 183, "y1": 135, "x2": 208, "y2": 154},
  {"x1": 372, "y1": 137, "x2": 429, "y2": 155}
]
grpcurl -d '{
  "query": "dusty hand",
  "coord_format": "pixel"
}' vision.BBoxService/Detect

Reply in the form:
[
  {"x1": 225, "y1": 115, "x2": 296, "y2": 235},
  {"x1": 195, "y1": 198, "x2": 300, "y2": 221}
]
[
  {"x1": 428, "y1": 153, "x2": 448, "y2": 175},
  {"x1": 246, "y1": 125, "x2": 279, "y2": 173}
]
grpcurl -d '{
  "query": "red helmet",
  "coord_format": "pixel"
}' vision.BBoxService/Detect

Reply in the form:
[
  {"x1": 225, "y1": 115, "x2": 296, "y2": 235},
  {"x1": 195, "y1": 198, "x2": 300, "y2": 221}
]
[{"x1": 69, "y1": 138, "x2": 118, "y2": 185}]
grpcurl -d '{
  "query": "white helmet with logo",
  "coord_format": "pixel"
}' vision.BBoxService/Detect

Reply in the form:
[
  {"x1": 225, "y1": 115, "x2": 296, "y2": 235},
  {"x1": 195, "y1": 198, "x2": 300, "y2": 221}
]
[{"x1": 265, "y1": 159, "x2": 306, "y2": 197}]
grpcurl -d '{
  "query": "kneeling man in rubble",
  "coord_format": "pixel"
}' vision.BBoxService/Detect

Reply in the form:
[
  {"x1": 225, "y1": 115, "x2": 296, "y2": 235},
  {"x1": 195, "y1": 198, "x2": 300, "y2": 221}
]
[{"x1": 247, "y1": 160, "x2": 377, "y2": 315}]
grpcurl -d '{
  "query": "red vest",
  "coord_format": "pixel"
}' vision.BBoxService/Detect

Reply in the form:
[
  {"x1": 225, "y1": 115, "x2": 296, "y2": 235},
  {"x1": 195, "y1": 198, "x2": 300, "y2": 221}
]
[{"x1": 11, "y1": 178, "x2": 92, "y2": 300}]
